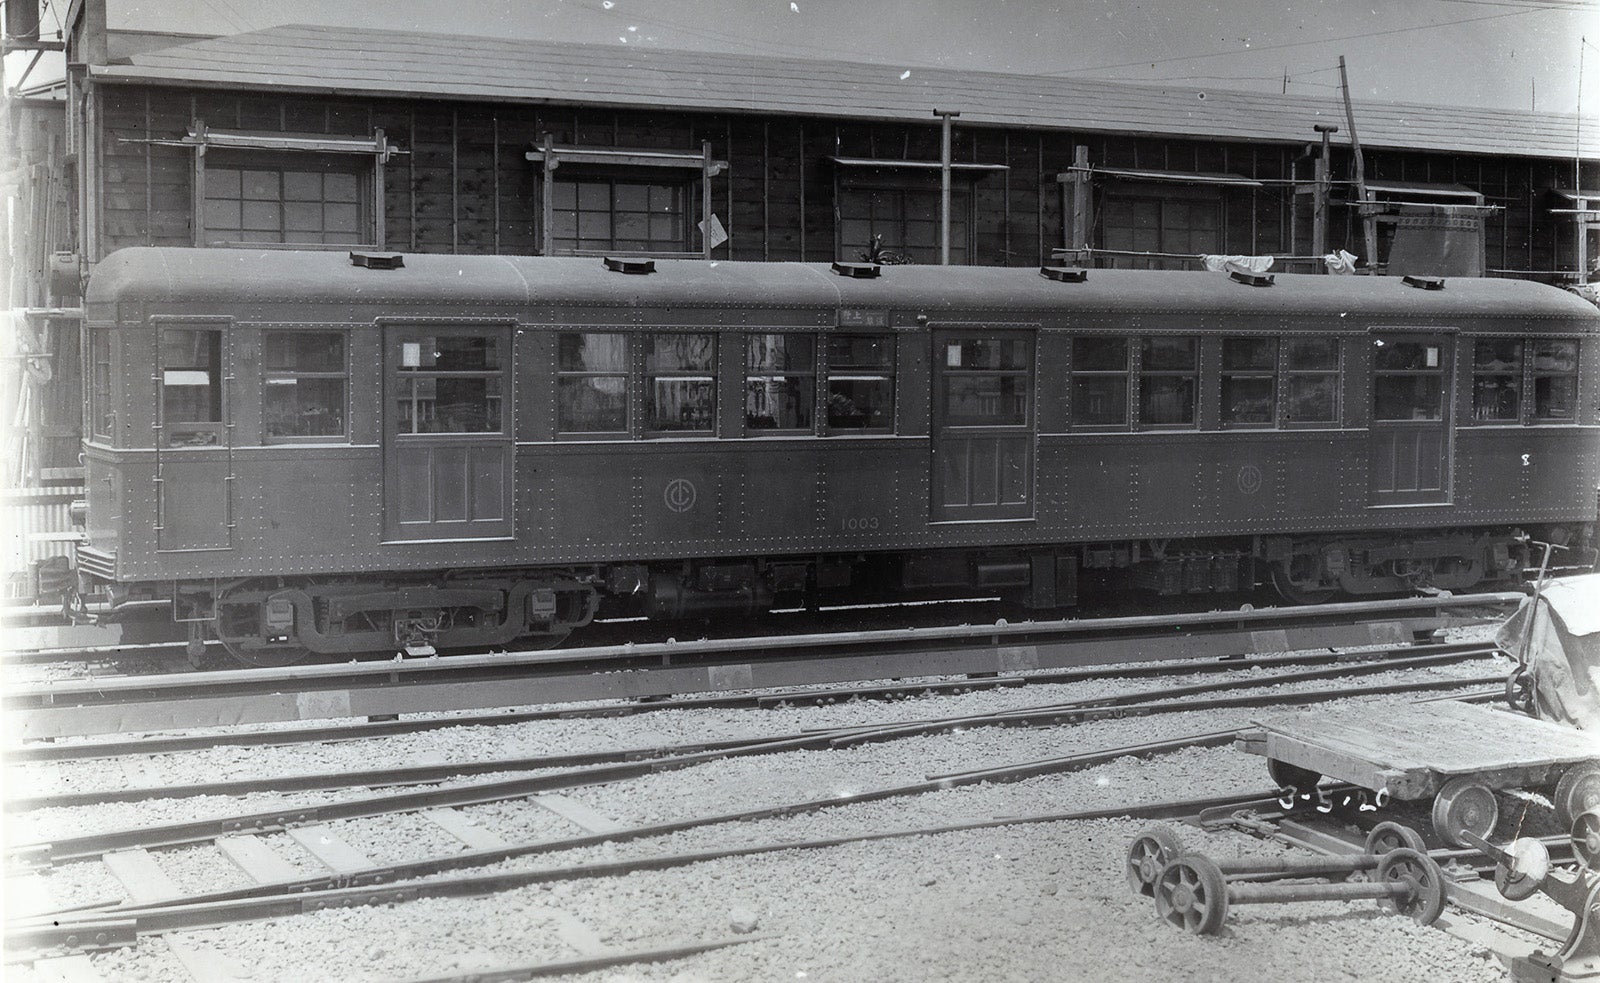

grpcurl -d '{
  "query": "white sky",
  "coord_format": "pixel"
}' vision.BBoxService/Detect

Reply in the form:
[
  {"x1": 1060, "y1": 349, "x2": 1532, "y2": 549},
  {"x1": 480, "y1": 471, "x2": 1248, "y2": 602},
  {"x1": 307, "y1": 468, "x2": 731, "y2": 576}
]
[{"x1": 6, "y1": 0, "x2": 1600, "y2": 113}]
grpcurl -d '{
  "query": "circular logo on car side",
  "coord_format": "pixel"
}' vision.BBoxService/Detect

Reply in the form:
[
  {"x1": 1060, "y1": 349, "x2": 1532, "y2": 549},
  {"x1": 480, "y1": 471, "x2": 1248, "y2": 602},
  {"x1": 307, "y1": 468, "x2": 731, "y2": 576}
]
[
  {"x1": 1236, "y1": 464, "x2": 1264, "y2": 495},
  {"x1": 664, "y1": 478, "x2": 698, "y2": 513}
]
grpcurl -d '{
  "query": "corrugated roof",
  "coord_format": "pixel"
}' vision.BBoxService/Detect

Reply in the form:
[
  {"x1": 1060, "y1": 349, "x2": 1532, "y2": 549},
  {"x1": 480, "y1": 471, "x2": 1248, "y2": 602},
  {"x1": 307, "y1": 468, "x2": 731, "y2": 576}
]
[{"x1": 94, "y1": 23, "x2": 1598, "y2": 161}]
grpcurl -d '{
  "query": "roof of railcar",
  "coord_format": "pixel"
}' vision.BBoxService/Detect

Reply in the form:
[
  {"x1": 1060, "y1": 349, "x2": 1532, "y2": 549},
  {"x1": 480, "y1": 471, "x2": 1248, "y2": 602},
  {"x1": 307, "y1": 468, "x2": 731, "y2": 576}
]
[{"x1": 88, "y1": 247, "x2": 1600, "y2": 326}]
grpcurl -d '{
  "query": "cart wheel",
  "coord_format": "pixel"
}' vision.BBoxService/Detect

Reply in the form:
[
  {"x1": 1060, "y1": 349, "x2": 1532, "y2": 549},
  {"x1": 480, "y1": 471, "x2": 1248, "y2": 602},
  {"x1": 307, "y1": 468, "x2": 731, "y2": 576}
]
[
  {"x1": 1494, "y1": 838, "x2": 1551, "y2": 902},
  {"x1": 1554, "y1": 763, "x2": 1600, "y2": 830},
  {"x1": 1377, "y1": 847, "x2": 1446, "y2": 925},
  {"x1": 1571, "y1": 809, "x2": 1600, "y2": 869},
  {"x1": 1266, "y1": 758, "x2": 1322, "y2": 793},
  {"x1": 1153, "y1": 855, "x2": 1230, "y2": 936},
  {"x1": 1125, "y1": 826, "x2": 1185, "y2": 897},
  {"x1": 1430, "y1": 776, "x2": 1499, "y2": 848},
  {"x1": 1363, "y1": 821, "x2": 1426, "y2": 856}
]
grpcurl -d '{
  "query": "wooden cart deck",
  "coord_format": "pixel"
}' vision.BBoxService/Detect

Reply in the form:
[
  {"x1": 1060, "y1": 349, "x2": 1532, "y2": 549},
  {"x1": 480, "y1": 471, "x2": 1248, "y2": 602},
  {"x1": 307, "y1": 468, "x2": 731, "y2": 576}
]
[{"x1": 1240, "y1": 701, "x2": 1599, "y2": 800}]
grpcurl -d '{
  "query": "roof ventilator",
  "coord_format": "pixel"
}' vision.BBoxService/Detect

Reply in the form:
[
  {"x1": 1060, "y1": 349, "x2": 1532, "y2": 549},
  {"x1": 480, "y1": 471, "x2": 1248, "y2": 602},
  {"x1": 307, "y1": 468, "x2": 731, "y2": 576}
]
[
  {"x1": 831, "y1": 261, "x2": 882, "y2": 279},
  {"x1": 1403, "y1": 275, "x2": 1445, "y2": 290},
  {"x1": 1039, "y1": 266, "x2": 1089, "y2": 283},
  {"x1": 603, "y1": 257, "x2": 656, "y2": 275},
  {"x1": 1226, "y1": 263, "x2": 1274, "y2": 287},
  {"x1": 349, "y1": 251, "x2": 404, "y2": 270}
]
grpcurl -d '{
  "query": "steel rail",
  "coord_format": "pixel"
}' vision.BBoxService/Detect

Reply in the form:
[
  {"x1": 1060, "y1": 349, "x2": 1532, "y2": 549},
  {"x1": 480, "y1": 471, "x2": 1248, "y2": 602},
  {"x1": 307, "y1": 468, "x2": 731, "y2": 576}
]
[
  {"x1": 7, "y1": 596, "x2": 1511, "y2": 740},
  {"x1": 392, "y1": 937, "x2": 771, "y2": 983},
  {"x1": 5, "y1": 639, "x2": 1495, "y2": 764},
  {"x1": 9, "y1": 789, "x2": 1296, "y2": 954},
  {"x1": 7, "y1": 664, "x2": 1498, "y2": 867}
]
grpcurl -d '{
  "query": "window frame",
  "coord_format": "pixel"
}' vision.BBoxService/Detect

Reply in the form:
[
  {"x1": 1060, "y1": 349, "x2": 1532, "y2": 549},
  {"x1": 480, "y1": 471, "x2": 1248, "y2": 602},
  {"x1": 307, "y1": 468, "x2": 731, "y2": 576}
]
[
  {"x1": 1068, "y1": 335, "x2": 1132, "y2": 431},
  {"x1": 1468, "y1": 336, "x2": 1524, "y2": 425},
  {"x1": 556, "y1": 331, "x2": 633, "y2": 438},
  {"x1": 823, "y1": 332, "x2": 897, "y2": 434},
  {"x1": 836, "y1": 175, "x2": 975, "y2": 265},
  {"x1": 1220, "y1": 336, "x2": 1279, "y2": 429},
  {"x1": 643, "y1": 332, "x2": 719, "y2": 437},
  {"x1": 1279, "y1": 335, "x2": 1343, "y2": 428},
  {"x1": 1371, "y1": 337, "x2": 1448, "y2": 423},
  {"x1": 260, "y1": 329, "x2": 351, "y2": 444},
  {"x1": 1531, "y1": 337, "x2": 1581, "y2": 424},
  {"x1": 744, "y1": 332, "x2": 819, "y2": 435},
  {"x1": 184, "y1": 121, "x2": 392, "y2": 250},
  {"x1": 156, "y1": 322, "x2": 226, "y2": 449},
  {"x1": 89, "y1": 325, "x2": 114, "y2": 442},
  {"x1": 1136, "y1": 335, "x2": 1200, "y2": 430},
  {"x1": 548, "y1": 174, "x2": 695, "y2": 256},
  {"x1": 392, "y1": 333, "x2": 508, "y2": 436}
]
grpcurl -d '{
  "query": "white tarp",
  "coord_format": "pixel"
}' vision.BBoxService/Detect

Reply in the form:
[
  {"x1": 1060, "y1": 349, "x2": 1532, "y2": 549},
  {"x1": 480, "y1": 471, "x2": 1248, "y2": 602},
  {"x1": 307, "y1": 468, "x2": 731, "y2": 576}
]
[{"x1": 1496, "y1": 573, "x2": 1600, "y2": 729}]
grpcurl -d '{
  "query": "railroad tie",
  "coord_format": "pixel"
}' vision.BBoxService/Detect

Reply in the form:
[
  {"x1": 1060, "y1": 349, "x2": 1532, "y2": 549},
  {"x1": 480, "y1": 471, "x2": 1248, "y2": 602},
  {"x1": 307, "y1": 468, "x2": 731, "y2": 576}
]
[
  {"x1": 419, "y1": 808, "x2": 508, "y2": 850},
  {"x1": 27, "y1": 953, "x2": 104, "y2": 983},
  {"x1": 165, "y1": 934, "x2": 253, "y2": 982},
  {"x1": 214, "y1": 835, "x2": 304, "y2": 885},
  {"x1": 529, "y1": 795, "x2": 630, "y2": 835},
  {"x1": 6, "y1": 872, "x2": 58, "y2": 919},
  {"x1": 285, "y1": 825, "x2": 374, "y2": 875},
  {"x1": 101, "y1": 848, "x2": 183, "y2": 905}
]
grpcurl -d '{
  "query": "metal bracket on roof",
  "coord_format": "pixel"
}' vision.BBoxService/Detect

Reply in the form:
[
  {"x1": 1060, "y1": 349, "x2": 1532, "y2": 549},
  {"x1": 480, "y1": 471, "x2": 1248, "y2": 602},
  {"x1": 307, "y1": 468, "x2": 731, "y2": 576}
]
[
  {"x1": 831, "y1": 261, "x2": 881, "y2": 279},
  {"x1": 1227, "y1": 264, "x2": 1274, "y2": 286},
  {"x1": 1403, "y1": 275, "x2": 1445, "y2": 290},
  {"x1": 1039, "y1": 265, "x2": 1088, "y2": 283},
  {"x1": 603, "y1": 257, "x2": 656, "y2": 275},
  {"x1": 349, "y1": 251, "x2": 404, "y2": 270}
]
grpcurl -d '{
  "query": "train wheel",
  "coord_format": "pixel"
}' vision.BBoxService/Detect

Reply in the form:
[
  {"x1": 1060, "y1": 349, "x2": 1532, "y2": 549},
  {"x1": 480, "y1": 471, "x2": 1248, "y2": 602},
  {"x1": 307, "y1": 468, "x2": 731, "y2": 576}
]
[
  {"x1": 1153, "y1": 855, "x2": 1229, "y2": 935},
  {"x1": 1554, "y1": 763, "x2": 1600, "y2": 831},
  {"x1": 216, "y1": 632, "x2": 314, "y2": 668},
  {"x1": 1431, "y1": 776, "x2": 1498, "y2": 848},
  {"x1": 1269, "y1": 563, "x2": 1336, "y2": 605}
]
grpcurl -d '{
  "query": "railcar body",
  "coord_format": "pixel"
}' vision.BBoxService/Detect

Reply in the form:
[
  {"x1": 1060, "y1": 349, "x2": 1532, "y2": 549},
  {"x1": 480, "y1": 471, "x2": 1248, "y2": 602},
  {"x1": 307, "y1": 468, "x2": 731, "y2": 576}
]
[{"x1": 77, "y1": 248, "x2": 1600, "y2": 663}]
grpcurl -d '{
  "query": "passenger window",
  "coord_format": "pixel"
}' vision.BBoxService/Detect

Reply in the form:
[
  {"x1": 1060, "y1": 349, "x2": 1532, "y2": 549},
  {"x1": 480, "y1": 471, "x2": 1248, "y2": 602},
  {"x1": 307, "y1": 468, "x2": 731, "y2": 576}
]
[
  {"x1": 746, "y1": 334, "x2": 816, "y2": 431},
  {"x1": 1139, "y1": 336, "x2": 1197, "y2": 427},
  {"x1": 263, "y1": 331, "x2": 347, "y2": 440},
  {"x1": 940, "y1": 337, "x2": 1030, "y2": 426},
  {"x1": 1283, "y1": 338, "x2": 1340, "y2": 424},
  {"x1": 1532, "y1": 339, "x2": 1578, "y2": 422},
  {"x1": 1471, "y1": 338, "x2": 1521, "y2": 422},
  {"x1": 90, "y1": 327, "x2": 114, "y2": 441},
  {"x1": 159, "y1": 326, "x2": 223, "y2": 447},
  {"x1": 1070, "y1": 337, "x2": 1129, "y2": 427},
  {"x1": 558, "y1": 333, "x2": 629, "y2": 434},
  {"x1": 646, "y1": 334, "x2": 716, "y2": 433},
  {"x1": 826, "y1": 333, "x2": 895, "y2": 431},
  {"x1": 1373, "y1": 339, "x2": 1444, "y2": 421},
  {"x1": 1221, "y1": 337, "x2": 1277, "y2": 427},
  {"x1": 395, "y1": 334, "x2": 504, "y2": 434}
]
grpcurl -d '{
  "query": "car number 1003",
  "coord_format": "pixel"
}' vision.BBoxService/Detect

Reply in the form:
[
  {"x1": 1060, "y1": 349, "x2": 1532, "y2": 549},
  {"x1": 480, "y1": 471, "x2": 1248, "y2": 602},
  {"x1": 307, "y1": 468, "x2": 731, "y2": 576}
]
[{"x1": 841, "y1": 516, "x2": 882, "y2": 531}]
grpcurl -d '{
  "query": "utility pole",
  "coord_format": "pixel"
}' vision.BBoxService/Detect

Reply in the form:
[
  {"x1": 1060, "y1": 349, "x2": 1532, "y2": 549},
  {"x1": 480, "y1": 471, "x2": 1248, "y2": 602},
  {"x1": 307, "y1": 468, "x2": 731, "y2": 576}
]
[
  {"x1": 1338, "y1": 56, "x2": 1378, "y2": 273},
  {"x1": 934, "y1": 108, "x2": 959, "y2": 266},
  {"x1": 1312, "y1": 124, "x2": 1339, "y2": 258}
]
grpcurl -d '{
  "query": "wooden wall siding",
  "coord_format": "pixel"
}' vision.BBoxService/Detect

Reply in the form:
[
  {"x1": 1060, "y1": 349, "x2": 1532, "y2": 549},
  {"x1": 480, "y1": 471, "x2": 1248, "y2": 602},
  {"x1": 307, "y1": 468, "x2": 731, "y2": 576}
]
[{"x1": 95, "y1": 84, "x2": 1592, "y2": 279}]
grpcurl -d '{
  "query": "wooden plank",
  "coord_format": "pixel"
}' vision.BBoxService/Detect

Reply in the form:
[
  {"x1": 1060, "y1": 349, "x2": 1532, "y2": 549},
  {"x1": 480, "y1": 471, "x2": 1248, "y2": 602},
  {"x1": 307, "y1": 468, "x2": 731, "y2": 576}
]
[
  {"x1": 166, "y1": 934, "x2": 254, "y2": 982},
  {"x1": 29, "y1": 955, "x2": 105, "y2": 983},
  {"x1": 530, "y1": 795, "x2": 629, "y2": 835},
  {"x1": 6, "y1": 872, "x2": 58, "y2": 918},
  {"x1": 284, "y1": 825, "x2": 373, "y2": 874},
  {"x1": 419, "y1": 808, "x2": 507, "y2": 850},
  {"x1": 214, "y1": 835, "x2": 302, "y2": 885},
  {"x1": 102, "y1": 848, "x2": 182, "y2": 905},
  {"x1": 549, "y1": 911, "x2": 605, "y2": 956}
]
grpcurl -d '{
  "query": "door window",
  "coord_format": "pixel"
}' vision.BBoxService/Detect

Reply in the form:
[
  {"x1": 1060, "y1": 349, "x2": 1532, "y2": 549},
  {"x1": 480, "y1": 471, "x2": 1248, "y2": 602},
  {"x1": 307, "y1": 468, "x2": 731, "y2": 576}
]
[
  {"x1": 394, "y1": 334, "x2": 505, "y2": 434},
  {"x1": 1373, "y1": 339, "x2": 1445, "y2": 421},
  {"x1": 159, "y1": 326, "x2": 224, "y2": 447}
]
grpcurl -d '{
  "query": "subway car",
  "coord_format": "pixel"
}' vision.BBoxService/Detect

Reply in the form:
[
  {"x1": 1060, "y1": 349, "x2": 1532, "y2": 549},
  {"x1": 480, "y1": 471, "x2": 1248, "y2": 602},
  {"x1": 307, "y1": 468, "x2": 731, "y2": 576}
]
[{"x1": 75, "y1": 248, "x2": 1599, "y2": 664}]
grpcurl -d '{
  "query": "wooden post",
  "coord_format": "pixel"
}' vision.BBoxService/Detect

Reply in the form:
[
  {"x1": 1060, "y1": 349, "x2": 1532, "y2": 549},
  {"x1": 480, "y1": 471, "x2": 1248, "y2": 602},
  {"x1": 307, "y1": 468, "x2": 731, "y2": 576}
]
[
  {"x1": 540, "y1": 134, "x2": 555, "y2": 256},
  {"x1": 934, "y1": 109, "x2": 961, "y2": 265},
  {"x1": 1312, "y1": 124, "x2": 1339, "y2": 259},
  {"x1": 701, "y1": 140, "x2": 713, "y2": 259},
  {"x1": 1339, "y1": 57, "x2": 1379, "y2": 272},
  {"x1": 1069, "y1": 145, "x2": 1092, "y2": 261}
]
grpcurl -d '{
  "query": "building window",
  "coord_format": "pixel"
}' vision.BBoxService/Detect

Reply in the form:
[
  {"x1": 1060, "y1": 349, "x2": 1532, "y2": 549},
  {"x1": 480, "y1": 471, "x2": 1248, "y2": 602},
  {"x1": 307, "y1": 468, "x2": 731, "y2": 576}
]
[
  {"x1": 203, "y1": 157, "x2": 369, "y2": 246},
  {"x1": 263, "y1": 331, "x2": 347, "y2": 441},
  {"x1": 838, "y1": 184, "x2": 971, "y2": 264},
  {"x1": 1284, "y1": 338, "x2": 1340, "y2": 424},
  {"x1": 1471, "y1": 338, "x2": 1521, "y2": 422},
  {"x1": 1101, "y1": 192, "x2": 1220, "y2": 269},
  {"x1": 1221, "y1": 337, "x2": 1277, "y2": 427},
  {"x1": 646, "y1": 334, "x2": 716, "y2": 433},
  {"x1": 1139, "y1": 336, "x2": 1198, "y2": 427},
  {"x1": 557, "y1": 333, "x2": 630, "y2": 435},
  {"x1": 826, "y1": 334, "x2": 895, "y2": 431},
  {"x1": 394, "y1": 335, "x2": 504, "y2": 434},
  {"x1": 1070, "y1": 338, "x2": 1130, "y2": 428},
  {"x1": 159, "y1": 326, "x2": 223, "y2": 447},
  {"x1": 1373, "y1": 339, "x2": 1445, "y2": 421},
  {"x1": 1533, "y1": 339, "x2": 1579, "y2": 422},
  {"x1": 550, "y1": 178, "x2": 689, "y2": 254},
  {"x1": 746, "y1": 334, "x2": 816, "y2": 431},
  {"x1": 90, "y1": 327, "x2": 113, "y2": 441}
]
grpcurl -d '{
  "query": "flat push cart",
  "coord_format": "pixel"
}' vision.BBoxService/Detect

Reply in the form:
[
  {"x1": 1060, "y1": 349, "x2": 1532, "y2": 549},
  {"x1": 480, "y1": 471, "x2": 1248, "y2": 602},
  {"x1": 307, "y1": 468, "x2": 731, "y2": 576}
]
[{"x1": 1238, "y1": 701, "x2": 1600, "y2": 847}]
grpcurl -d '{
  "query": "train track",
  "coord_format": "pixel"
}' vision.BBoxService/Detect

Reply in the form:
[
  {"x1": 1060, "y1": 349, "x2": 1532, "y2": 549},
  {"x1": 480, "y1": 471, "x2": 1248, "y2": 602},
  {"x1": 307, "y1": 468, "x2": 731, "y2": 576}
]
[{"x1": 4, "y1": 592, "x2": 1517, "y2": 741}]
